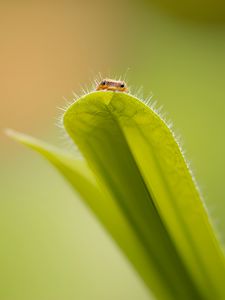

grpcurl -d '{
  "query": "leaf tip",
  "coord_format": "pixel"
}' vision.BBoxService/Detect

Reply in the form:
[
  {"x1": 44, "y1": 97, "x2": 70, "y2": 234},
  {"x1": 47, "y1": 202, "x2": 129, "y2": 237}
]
[
  {"x1": 4, "y1": 128, "x2": 36, "y2": 147},
  {"x1": 4, "y1": 128, "x2": 19, "y2": 139}
]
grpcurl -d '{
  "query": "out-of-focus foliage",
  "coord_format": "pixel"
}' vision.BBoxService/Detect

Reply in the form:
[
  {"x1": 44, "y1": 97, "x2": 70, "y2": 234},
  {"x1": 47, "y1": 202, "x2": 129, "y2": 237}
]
[{"x1": 146, "y1": 0, "x2": 225, "y2": 23}]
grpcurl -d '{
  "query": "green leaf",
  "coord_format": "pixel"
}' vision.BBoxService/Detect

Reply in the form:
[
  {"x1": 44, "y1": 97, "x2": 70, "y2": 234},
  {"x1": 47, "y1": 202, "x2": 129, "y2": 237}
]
[
  {"x1": 7, "y1": 90, "x2": 225, "y2": 300},
  {"x1": 6, "y1": 130, "x2": 174, "y2": 299}
]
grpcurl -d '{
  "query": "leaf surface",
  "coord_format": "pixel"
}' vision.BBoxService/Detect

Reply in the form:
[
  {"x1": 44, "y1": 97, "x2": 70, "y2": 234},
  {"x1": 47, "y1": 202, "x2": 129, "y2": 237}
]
[{"x1": 7, "y1": 90, "x2": 225, "y2": 300}]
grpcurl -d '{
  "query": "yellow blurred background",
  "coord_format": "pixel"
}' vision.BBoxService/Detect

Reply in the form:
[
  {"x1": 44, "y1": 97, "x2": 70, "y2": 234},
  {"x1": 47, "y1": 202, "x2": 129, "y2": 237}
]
[{"x1": 1, "y1": 1, "x2": 225, "y2": 299}]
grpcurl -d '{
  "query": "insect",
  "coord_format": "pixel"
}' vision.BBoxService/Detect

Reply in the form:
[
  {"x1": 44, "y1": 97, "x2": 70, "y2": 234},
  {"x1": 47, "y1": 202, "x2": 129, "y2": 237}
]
[{"x1": 96, "y1": 79, "x2": 128, "y2": 93}]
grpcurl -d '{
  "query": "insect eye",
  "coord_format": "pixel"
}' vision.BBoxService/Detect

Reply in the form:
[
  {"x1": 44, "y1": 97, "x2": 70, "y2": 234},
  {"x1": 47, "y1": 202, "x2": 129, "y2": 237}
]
[
  {"x1": 101, "y1": 81, "x2": 106, "y2": 85},
  {"x1": 120, "y1": 83, "x2": 125, "y2": 88}
]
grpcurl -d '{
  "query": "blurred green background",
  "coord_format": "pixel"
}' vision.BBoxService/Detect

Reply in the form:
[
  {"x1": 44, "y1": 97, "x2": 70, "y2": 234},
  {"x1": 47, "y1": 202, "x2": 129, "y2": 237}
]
[{"x1": 1, "y1": 1, "x2": 225, "y2": 299}]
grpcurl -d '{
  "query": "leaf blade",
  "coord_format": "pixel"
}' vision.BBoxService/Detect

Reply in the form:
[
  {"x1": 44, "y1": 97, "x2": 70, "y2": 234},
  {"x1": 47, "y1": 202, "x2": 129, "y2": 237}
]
[
  {"x1": 106, "y1": 92, "x2": 225, "y2": 298},
  {"x1": 6, "y1": 130, "x2": 174, "y2": 299},
  {"x1": 8, "y1": 88, "x2": 225, "y2": 300},
  {"x1": 64, "y1": 91, "x2": 219, "y2": 299}
]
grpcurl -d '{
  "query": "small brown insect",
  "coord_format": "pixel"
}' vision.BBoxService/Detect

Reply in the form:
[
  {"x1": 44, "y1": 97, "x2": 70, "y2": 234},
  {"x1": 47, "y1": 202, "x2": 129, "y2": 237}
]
[{"x1": 96, "y1": 79, "x2": 128, "y2": 92}]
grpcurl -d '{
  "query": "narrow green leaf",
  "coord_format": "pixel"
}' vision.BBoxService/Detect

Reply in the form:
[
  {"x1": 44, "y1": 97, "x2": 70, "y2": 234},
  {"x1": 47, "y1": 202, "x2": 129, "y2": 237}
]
[
  {"x1": 6, "y1": 130, "x2": 176, "y2": 299},
  {"x1": 63, "y1": 91, "x2": 225, "y2": 299}
]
